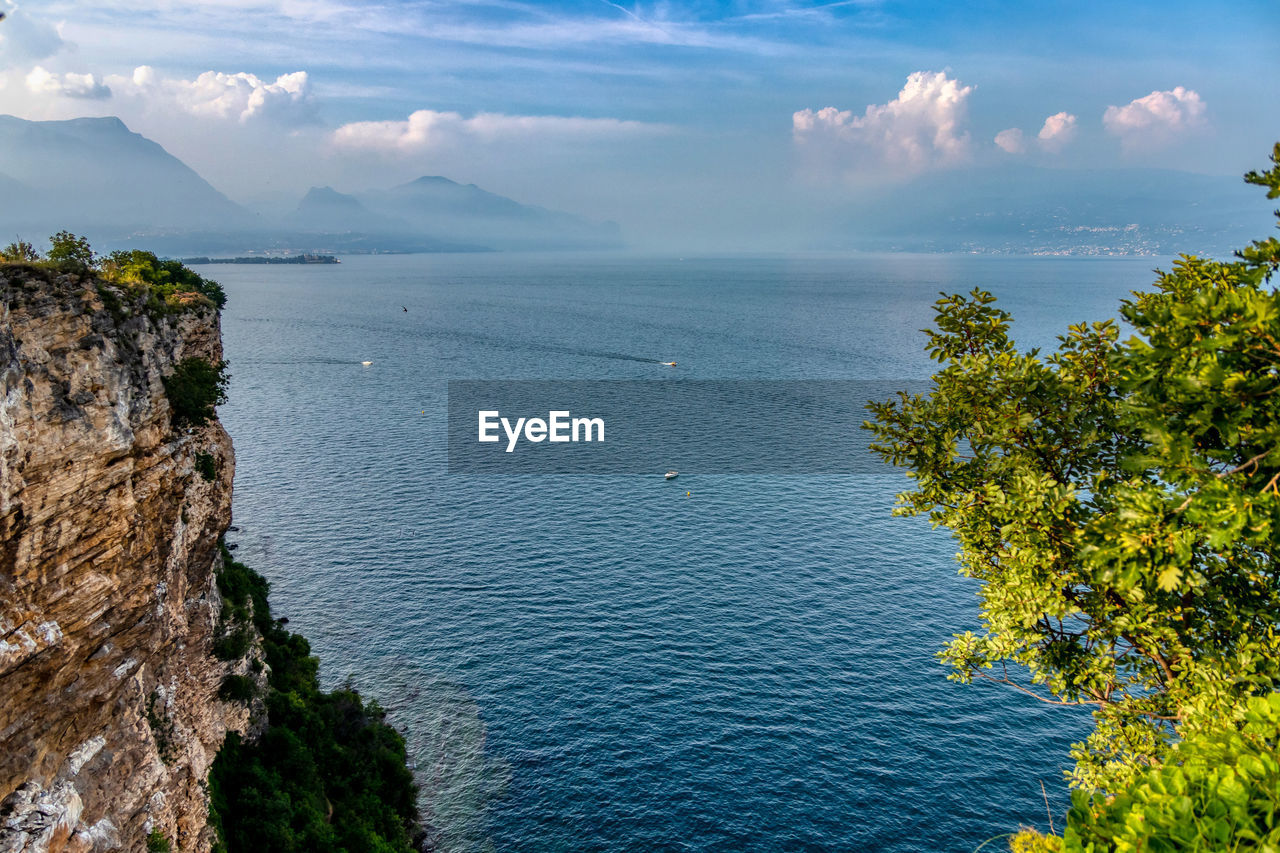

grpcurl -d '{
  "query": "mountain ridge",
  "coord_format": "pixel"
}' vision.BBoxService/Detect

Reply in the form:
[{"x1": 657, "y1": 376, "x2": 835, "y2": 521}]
[
  {"x1": 0, "y1": 115, "x2": 624, "y2": 253},
  {"x1": 0, "y1": 114, "x2": 246, "y2": 232}
]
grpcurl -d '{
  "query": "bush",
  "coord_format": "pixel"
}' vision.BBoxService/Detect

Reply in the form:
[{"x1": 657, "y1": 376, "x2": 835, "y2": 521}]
[
  {"x1": 195, "y1": 451, "x2": 218, "y2": 482},
  {"x1": 208, "y1": 545, "x2": 421, "y2": 852},
  {"x1": 163, "y1": 357, "x2": 229, "y2": 428},
  {"x1": 146, "y1": 829, "x2": 171, "y2": 853},
  {"x1": 1009, "y1": 829, "x2": 1062, "y2": 852},
  {"x1": 216, "y1": 543, "x2": 271, "y2": 628},
  {"x1": 212, "y1": 626, "x2": 253, "y2": 661},
  {"x1": 101, "y1": 249, "x2": 226, "y2": 310},
  {"x1": 0, "y1": 240, "x2": 40, "y2": 262},
  {"x1": 219, "y1": 674, "x2": 257, "y2": 704}
]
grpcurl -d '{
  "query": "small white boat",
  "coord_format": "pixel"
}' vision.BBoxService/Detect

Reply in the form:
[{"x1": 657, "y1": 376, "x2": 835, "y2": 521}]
[
  {"x1": 665, "y1": 471, "x2": 679, "y2": 480},
  {"x1": 660, "y1": 361, "x2": 677, "y2": 367},
  {"x1": 361, "y1": 360, "x2": 373, "y2": 366}
]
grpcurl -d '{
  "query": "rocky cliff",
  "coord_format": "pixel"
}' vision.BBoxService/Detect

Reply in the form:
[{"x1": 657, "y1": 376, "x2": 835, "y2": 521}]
[{"x1": 0, "y1": 266, "x2": 250, "y2": 852}]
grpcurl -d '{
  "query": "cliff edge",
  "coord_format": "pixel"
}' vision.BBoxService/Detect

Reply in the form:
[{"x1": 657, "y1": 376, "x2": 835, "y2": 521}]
[{"x1": 0, "y1": 266, "x2": 248, "y2": 852}]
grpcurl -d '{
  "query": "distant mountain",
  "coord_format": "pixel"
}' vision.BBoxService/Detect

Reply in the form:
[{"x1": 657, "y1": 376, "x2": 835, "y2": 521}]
[
  {"x1": 826, "y1": 165, "x2": 1269, "y2": 255},
  {"x1": 297, "y1": 185, "x2": 367, "y2": 215},
  {"x1": 292, "y1": 186, "x2": 386, "y2": 232},
  {"x1": 0, "y1": 115, "x2": 247, "y2": 239},
  {"x1": 381, "y1": 175, "x2": 535, "y2": 218},
  {"x1": 0, "y1": 115, "x2": 623, "y2": 254},
  {"x1": 285, "y1": 175, "x2": 624, "y2": 251}
]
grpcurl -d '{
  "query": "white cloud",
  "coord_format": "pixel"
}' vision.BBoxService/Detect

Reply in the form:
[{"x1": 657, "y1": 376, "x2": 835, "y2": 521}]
[
  {"x1": 994, "y1": 127, "x2": 1025, "y2": 154},
  {"x1": 332, "y1": 109, "x2": 663, "y2": 153},
  {"x1": 25, "y1": 65, "x2": 111, "y2": 99},
  {"x1": 994, "y1": 111, "x2": 1076, "y2": 155},
  {"x1": 110, "y1": 66, "x2": 316, "y2": 124},
  {"x1": 0, "y1": 1, "x2": 63, "y2": 68},
  {"x1": 1037, "y1": 111, "x2": 1076, "y2": 152},
  {"x1": 1103, "y1": 87, "x2": 1205, "y2": 150},
  {"x1": 792, "y1": 71, "x2": 975, "y2": 174}
]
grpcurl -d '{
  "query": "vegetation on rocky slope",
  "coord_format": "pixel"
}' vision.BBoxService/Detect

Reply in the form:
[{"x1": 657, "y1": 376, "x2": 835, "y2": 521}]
[
  {"x1": 208, "y1": 544, "x2": 422, "y2": 853},
  {"x1": 163, "y1": 356, "x2": 230, "y2": 428},
  {"x1": 1, "y1": 231, "x2": 226, "y2": 311}
]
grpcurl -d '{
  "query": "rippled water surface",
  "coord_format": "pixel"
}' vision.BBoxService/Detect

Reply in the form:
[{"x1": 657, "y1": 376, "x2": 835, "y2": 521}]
[{"x1": 217, "y1": 253, "x2": 1163, "y2": 852}]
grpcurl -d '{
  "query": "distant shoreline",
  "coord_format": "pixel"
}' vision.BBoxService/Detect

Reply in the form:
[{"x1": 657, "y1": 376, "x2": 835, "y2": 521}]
[{"x1": 180, "y1": 254, "x2": 340, "y2": 265}]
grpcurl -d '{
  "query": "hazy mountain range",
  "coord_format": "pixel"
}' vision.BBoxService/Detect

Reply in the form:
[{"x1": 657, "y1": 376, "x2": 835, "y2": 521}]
[
  {"x1": 0, "y1": 115, "x2": 243, "y2": 233},
  {"x1": 0, "y1": 115, "x2": 622, "y2": 254},
  {"x1": 0, "y1": 114, "x2": 1267, "y2": 256}
]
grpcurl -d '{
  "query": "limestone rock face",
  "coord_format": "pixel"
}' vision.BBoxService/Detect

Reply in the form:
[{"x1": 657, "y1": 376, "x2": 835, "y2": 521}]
[{"x1": 0, "y1": 268, "x2": 246, "y2": 852}]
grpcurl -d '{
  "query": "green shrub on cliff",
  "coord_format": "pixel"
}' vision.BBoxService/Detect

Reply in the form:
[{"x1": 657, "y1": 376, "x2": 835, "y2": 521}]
[
  {"x1": 218, "y1": 674, "x2": 257, "y2": 704},
  {"x1": 163, "y1": 357, "x2": 229, "y2": 428},
  {"x1": 0, "y1": 240, "x2": 40, "y2": 262},
  {"x1": 195, "y1": 450, "x2": 219, "y2": 482},
  {"x1": 208, "y1": 545, "x2": 421, "y2": 853},
  {"x1": 101, "y1": 249, "x2": 227, "y2": 310},
  {"x1": 3, "y1": 236, "x2": 226, "y2": 314}
]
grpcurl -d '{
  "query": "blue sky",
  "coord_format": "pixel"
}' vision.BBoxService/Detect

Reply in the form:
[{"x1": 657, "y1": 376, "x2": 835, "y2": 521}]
[{"x1": 1, "y1": 0, "x2": 1277, "y2": 247}]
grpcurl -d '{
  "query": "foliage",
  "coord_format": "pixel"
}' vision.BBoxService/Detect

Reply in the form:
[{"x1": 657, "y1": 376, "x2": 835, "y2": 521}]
[
  {"x1": 208, "y1": 544, "x2": 421, "y2": 852},
  {"x1": 219, "y1": 674, "x2": 257, "y2": 704},
  {"x1": 47, "y1": 230, "x2": 95, "y2": 271},
  {"x1": 1009, "y1": 828, "x2": 1063, "y2": 852},
  {"x1": 146, "y1": 829, "x2": 172, "y2": 853},
  {"x1": 3, "y1": 236, "x2": 225, "y2": 317},
  {"x1": 211, "y1": 546, "x2": 260, "y2": 660},
  {"x1": 101, "y1": 249, "x2": 227, "y2": 310},
  {"x1": 1061, "y1": 693, "x2": 1280, "y2": 852},
  {"x1": 866, "y1": 143, "x2": 1280, "y2": 792},
  {"x1": 195, "y1": 450, "x2": 219, "y2": 482},
  {"x1": 212, "y1": 626, "x2": 253, "y2": 661},
  {"x1": 0, "y1": 240, "x2": 40, "y2": 262},
  {"x1": 163, "y1": 357, "x2": 229, "y2": 428}
]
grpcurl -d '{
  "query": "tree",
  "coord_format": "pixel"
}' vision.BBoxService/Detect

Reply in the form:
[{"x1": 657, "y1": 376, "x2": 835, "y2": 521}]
[
  {"x1": 865, "y1": 143, "x2": 1280, "y2": 792},
  {"x1": 0, "y1": 240, "x2": 40, "y2": 262},
  {"x1": 46, "y1": 231, "x2": 95, "y2": 271}
]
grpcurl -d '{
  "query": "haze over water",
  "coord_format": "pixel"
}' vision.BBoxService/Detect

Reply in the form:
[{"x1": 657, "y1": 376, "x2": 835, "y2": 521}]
[{"x1": 218, "y1": 253, "x2": 1162, "y2": 852}]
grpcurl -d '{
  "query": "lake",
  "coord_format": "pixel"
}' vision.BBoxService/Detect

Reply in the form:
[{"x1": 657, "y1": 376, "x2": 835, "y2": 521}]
[{"x1": 216, "y1": 252, "x2": 1164, "y2": 852}]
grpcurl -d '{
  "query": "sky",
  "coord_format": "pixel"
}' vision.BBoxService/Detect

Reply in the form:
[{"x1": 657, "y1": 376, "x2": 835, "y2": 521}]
[{"x1": 1, "y1": 0, "x2": 1278, "y2": 249}]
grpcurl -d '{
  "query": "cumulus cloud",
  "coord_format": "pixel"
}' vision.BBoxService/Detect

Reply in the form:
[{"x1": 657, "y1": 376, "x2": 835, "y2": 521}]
[
  {"x1": 25, "y1": 66, "x2": 112, "y2": 99},
  {"x1": 792, "y1": 71, "x2": 975, "y2": 174},
  {"x1": 332, "y1": 109, "x2": 662, "y2": 153},
  {"x1": 1103, "y1": 87, "x2": 1206, "y2": 150},
  {"x1": 994, "y1": 111, "x2": 1077, "y2": 155},
  {"x1": 994, "y1": 127, "x2": 1025, "y2": 154},
  {"x1": 110, "y1": 66, "x2": 316, "y2": 124},
  {"x1": 1037, "y1": 111, "x2": 1076, "y2": 152}
]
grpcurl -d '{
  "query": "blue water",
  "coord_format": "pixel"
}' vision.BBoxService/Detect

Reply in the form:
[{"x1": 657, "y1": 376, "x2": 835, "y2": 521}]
[{"x1": 216, "y1": 253, "x2": 1164, "y2": 852}]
